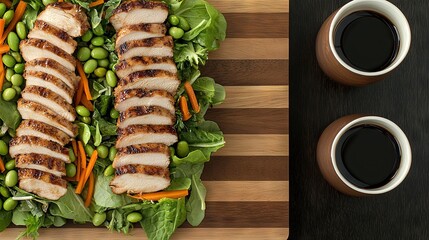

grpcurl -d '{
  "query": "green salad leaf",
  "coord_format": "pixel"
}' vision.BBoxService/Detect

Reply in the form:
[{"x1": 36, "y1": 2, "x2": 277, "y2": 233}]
[
  {"x1": 0, "y1": 96, "x2": 21, "y2": 130},
  {"x1": 77, "y1": 123, "x2": 91, "y2": 145},
  {"x1": 94, "y1": 175, "x2": 134, "y2": 208},
  {"x1": 0, "y1": 209, "x2": 12, "y2": 232},
  {"x1": 48, "y1": 186, "x2": 93, "y2": 223}
]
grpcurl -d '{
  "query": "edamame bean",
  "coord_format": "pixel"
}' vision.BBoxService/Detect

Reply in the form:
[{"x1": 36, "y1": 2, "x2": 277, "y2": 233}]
[
  {"x1": 14, "y1": 63, "x2": 24, "y2": 74},
  {"x1": 11, "y1": 74, "x2": 23, "y2": 86},
  {"x1": 84, "y1": 59, "x2": 98, "y2": 74},
  {"x1": 85, "y1": 144, "x2": 94, "y2": 156},
  {"x1": 69, "y1": 148, "x2": 76, "y2": 162},
  {"x1": 169, "y1": 27, "x2": 184, "y2": 39},
  {"x1": 12, "y1": 86, "x2": 21, "y2": 95},
  {"x1": 7, "y1": 32, "x2": 19, "y2": 51},
  {"x1": 77, "y1": 47, "x2": 91, "y2": 61},
  {"x1": 2, "y1": 55, "x2": 15, "y2": 68},
  {"x1": 91, "y1": 36, "x2": 104, "y2": 46},
  {"x1": 5, "y1": 68, "x2": 14, "y2": 81},
  {"x1": 109, "y1": 147, "x2": 117, "y2": 161},
  {"x1": 81, "y1": 116, "x2": 91, "y2": 124},
  {"x1": 91, "y1": 47, "x2": 108, "y2": 60},
  {"x1": 0, "y1": 3, "x2": 6, "y2": 18},
  {"x1": 176, "y1": 141, "x2": 189, "y2": 158},
  {"x1": 106, "y1": 70, "x2": 117, "y2": 87},
  {"x1": 2, "y1": 88, "x2": 16, "y2": 101},
  {"x1": 94, "y1": 67, "x2": 106, "y2": 77},
  {"x1": 2, "y1": 81, "x2": 11, "y2": 90},
  {"x1": 93, "y1": 25, "x2": 104, "y2": 36},
  {"x1": 3, "y1": 197, "x2": 17, "y2": 211},
  {"x1": 3, "y1": 10, "x2": 14, "y2": 25},
  {"x1": 127, "y1": 212, "x2": 142, "y2": 223},
  {"x1": 0, "y1": 186, "x2": 10, "y2": 198},
  {"x1": 97, "y1": 145, "x2": 108, "y2": 159},
  {"x1": 98, "y1": 59, "x2": 109, "y2": 68},
  {"x1": 65, "y1": 163, "x2": 76, "y2": 177},
  {"x1": 92, "y1": 212, "x2": 107, "y2": 227},
  {"x1": 42, "y1": 0, "x2": 57, "y2": 6},
  {"x1": 110, "y1": 109, "x2": 119, "y2": 119},
  {"x1": 5, "y1": 170, "x2": 17, "y2": 187},
  {"x1": 16, "y1": 22, "x2": 27, "y2": 39},
  {"x1": 76, "y1": 105, "x2": 90, "y2": 117},
  {"x1": 178, "y1": 16, "x2": 190, "y2": 31},
  {"x1": 10, "y1": 52, "x2": 22, "y2": 63},
  {"x1": 5, "y1": 160, "x2": 14, "y2": 170},
  {"x1": 168, "y1": 15, "x2": 180, "y2": 26},
  {"x1": 89, "y1": 44, "x2": 95, "y2": 50},
  {"x1": 81, "y1": 30, "x2": 93, "y2": 42},
  {"x1": 104, "y1": 165, "x2": 114, "y2": 177},
  {"x1": 169, "y1": 146, "x2": 175, "y2": 157}
]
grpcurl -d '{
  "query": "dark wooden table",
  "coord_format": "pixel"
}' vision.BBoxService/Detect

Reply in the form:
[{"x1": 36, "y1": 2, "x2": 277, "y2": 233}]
[{"x1": 290, "y1": 0, "x2": 429, "y2": 239}]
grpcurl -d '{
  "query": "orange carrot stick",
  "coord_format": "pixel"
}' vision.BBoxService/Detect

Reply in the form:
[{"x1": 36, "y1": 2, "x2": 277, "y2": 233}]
[
  {"x1": 0, "y1": 45, "x2": 9, "y2": 54},
  {"x1": 76, "y1": 150, "x2": 97, "y2": 194},
  {"x1": 184, "y1": 82, "x2": 200, "y2": 113},
  {"x1": 1, "y1": 1, "x2": 26, "y2": 44},
  {"x1": 0, "y1": 54, "x2": 4, "y2": 91},
  {"x1": 76, "y1": 62, "x2": 92, "y2": 100},
  {"x1": 0, "y1": 0, "x2": 11, "y2": 8},
  {"x1": 128, "y1": 190, "x2": 189, "y2": 201},
  {"x1": 89, "y1": 0, "x2": 104, "y2": 7},
  {"x1": 74, "y1": 79, "x2": 84, "y2": 106},
  {"x1": 179, "y1": 96, "x2": 191, "y2": 121},
  {"x1": 76, "y1": 154, "x2": 81, "y2": 181},
  {"x1": 0, "y1": 19, "x2": 5, "y2": 39},
  {"x1": 84, "y1": 172, "x2": 95, "y2": 207},
  {"x1": 80, "y1": 95, "x2": 94, "y2": 111},
  {"x1": 71, "y1": 140, "x2": 78, "y2": 157},
  {"x1": 77, "y1": 141, "x2": 87, "y2": 172},
  {"x1": 0, "y1": 156, "x2": 5, "y2": 173}
]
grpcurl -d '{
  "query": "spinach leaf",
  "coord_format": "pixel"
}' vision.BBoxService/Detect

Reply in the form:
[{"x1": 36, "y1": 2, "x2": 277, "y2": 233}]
[
  {"x1": 186, "y1": 173, "x2": 206, "y2": 226},
  {"x1": 104, "y1": 0, "x2": 121, "y2": 19},
  {"x1": 94, "y1": 175, "x2": 134, "y2": 208},
  {"x1": 90, "y1": 8, "x2": 102, "y2": 29},
  {"x1": 49, "y1": 186, "x2": 93, "y2": 223},
  {"x1": 93, "y1": 109, "x2": 117, "y2": 136},
  {"x1": 95, "y1": 95, "x2": 112, "y2": 116},
  {"x1": 0, "y1": 209, "x2": 12, "y2": 232},
  {"x1": 69, "y1": 0, "x2": 90, "y2": 10},
  {"x1": 93, "y1": 122, "x2": 102, "y2": 146},
  {"x1": 0, "y1": 95, "x2": 21, "y2": 130},
  {"x1": 77, "y1": 123, "x2": 91, "y2": 145},
  {"x1": 166, "y1": 177, "x2": 191, "y2": 190}
]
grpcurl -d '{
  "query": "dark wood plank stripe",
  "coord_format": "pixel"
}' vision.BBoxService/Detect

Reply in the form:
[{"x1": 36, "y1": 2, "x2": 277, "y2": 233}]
[
  {"x1": 203, "y1": 156, "x2": 289, "y2": 181},
  {"x1": 225, "y1": 13, "x2": 288, "y2": 38},
  {"x1": 181, "y1": 202, "x2": 288, "y2": 228},
  {"x1": 201, "y1": 60, "x2": 288, "y2": 86},
  {"x1": 205, "y1": 108, "x2": 288, "y2": 134}
]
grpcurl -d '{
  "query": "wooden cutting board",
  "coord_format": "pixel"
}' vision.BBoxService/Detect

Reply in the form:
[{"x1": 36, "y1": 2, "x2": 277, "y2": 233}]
[{"x1": 0, "y1": 0, "x2": 289, "y2": 239}]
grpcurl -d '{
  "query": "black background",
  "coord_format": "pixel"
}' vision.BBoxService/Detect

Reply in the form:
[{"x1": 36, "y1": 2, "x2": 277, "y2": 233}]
[{"x1": 290, "y1": 0, "x2": 429, "y2": 239}]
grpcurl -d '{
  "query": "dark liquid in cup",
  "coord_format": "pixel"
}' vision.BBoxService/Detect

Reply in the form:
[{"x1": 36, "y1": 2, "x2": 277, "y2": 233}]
[
  {"x1": 334, "y1": 11, "x2": 400, "y2": 72},
  {"x1": 335, "y1": 125, "x2": 401, "y2": 189}
]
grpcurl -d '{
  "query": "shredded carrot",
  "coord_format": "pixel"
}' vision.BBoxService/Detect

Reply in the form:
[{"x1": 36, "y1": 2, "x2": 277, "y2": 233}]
[
  {"x1": 74, "y1": 79, "x2": 84, "y2": 106},
  {"x1": 76, "y1": 150, "x2": 98, "y2": 194},
  {"x1": 0, "y1": 45, "x2": 9, "y2": 54},
  {"x1": 128, "y1": 190, "x2": 189, "y2": 201},
  {"x1": 0, "y1": 0, "x2": 11, "y2": 8},
  {"x1": 0, "y1": 20, "x2": 5, "y2": 42},
  {"x1": 75, "y1": 169, "x2": 86, "y2": 194},
  {"x1": 0, "y1": 55, "x2": 4, "y2": 91},
  {"x1": 76, "y1": 154, "x2": 81, "y2": 180},
  {"x1": 0, "y1": 156, "x2": 5, "y2": 173},
  {"x1": 58, "y1": 0, "x2": 63, "y2": 2},
  {"x1": 76, "y1": 62, "x2": 92, "y2": 100},
  {"x1": 84, "y1": 172, "x2": 95, "y2": 207},
  {"x1": 179, "y1": 96, "x2": 191, "y2": 121},
  {"x1": 0, "y1": 1, "x2": 26, "y2": 44},
  {"x1": 89, "y1": 0, "x2": 104, "y2": 7},
  {"x1": 71, "y1": 140, "x2": 78, "y2": 158},
  {"x1": 78, "y1": 141, "x2": 87, "y2": 173},
  {"x1": 80, "y1": 95, "x2": 94, "y2": 111},
  {"x1": 184, "y1": 82, "x2": 200, "y2": 113}
]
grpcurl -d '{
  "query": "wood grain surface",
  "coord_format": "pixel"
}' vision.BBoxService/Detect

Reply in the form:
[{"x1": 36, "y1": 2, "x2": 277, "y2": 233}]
[{"x1": 0, "y1": 0, "x2": 289, "y2": 239}]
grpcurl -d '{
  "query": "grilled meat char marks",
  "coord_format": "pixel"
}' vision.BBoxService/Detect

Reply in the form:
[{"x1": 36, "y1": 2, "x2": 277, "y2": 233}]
[
  {"x1": 114, "y1": 89, "x2": 175, "y2": 114},
  {"x1": 12, "y1": 2, "x2": 89, "y2": 200},
  {"x1": 116, "y1": 23, "x2": 167, "y2": 47},
  {"x1": 117, "y1": 36, "x2": 174, "y2": 60},
  {"x1": 113, "y1": 143, "x2": 170, "y2": 168}
]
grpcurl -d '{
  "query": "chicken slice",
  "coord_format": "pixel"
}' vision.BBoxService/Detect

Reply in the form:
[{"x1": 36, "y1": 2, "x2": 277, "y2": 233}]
[
  {"x1": 116, "y1": 23, "x2": 166, "y2": 47},
  {"x1": 19, "y1": 168, "x2": 67, "y2": 200},
  {"x1": 28, "y1": 20, "x2": 78, "y2": 54},
  {"x1": 25, "y1": 58, "x2": 79, "y2": 90},
  {"x1": 17, "y1": 99, "x2": 78, "y2": 137},
  {"x1": 37, "y1": 2, "x2": 89, "y2": 37},
  {"x1": 24, "y1": 70, "x2": 74, "y2": 104},
  {"x1": 16, "y1": 120, "x2": 71, "y2": 146},
  {"x1": 113, "y1": 143, "x2": 170, "y2": 168},
  {"x1": 10, "y1": 136, "x2": 70, "y2": 163},
  {"x1": 117, "y1": 106, "x2": 175, "y2": 129},
  {"x1": 115, "y1": 56, "x2": 176, "y2": 79},
  {"x1": 116, "y1": 36, "x2": 173, "y2": 60},
  {"x1": 16, "y1": 154, "x2": 66, "y2": 177},
  {"x1": 20, "y1": 39, "x2": 76, "y2": 71},
  {"x1": 114, "y1": 89, "x2": 175, "y2": 114},
  {"x1": 110, "y1": 0, "x2": 168, "y2": 30},
  {"x1": 21, "y1": 86, "x2": 76, "y2": 121},
  {"x1": 116, "y1": 70, "x2": 179, "y2": 95},
  {"x1": 110, "y1": 164, "x2": 170, "y2": 194},
  {"x1": 116, "y1": 125, "x2": 177, "y2": 148}
]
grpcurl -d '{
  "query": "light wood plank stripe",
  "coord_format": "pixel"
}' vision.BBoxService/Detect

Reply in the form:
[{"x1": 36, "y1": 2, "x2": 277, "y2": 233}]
[
  {"x1": 210, "y1": 38, "x2": 288, "y2": 60},
  {"x1": 215, "y1": 134, "x2": 289, "y2": 156},
  {"x1": 205, "y1": 181, "x2": 289, "y2": 201},
  {"x1": 216, "y1": 86, "x2": 289, "y2": 108},
  {"x1": 210, "y1": 0, "x2": 289, "y2": 13},
  {"x1": 0, "y1": 228, "x2": 289, "y2": 239}
]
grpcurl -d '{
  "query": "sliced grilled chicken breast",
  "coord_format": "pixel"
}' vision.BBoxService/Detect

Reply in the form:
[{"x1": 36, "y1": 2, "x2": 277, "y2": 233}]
[
  {"x1": 21, "y1": 86, "x2": 76, "y2": 121},
  {"x1": 116, "y1": 125, "x2": 177, "y2": 148},
  {"x1": 116, "y1": 36, "x2": 173, "y2": 60},
  {"x1": 116, "y1": 23, "x2": 166, "y2": 47},
  {"x1": 113, "y1": 143, "x2": 170, "y2": 168},
  {"x1": 19, "y1": 168, "x2": 67, "y2": 200},
  {"x1": 28, "y1": 20, "x2": 78, "y2": 54},
  {"x1": 110, "y1": 0, "x2": 168, "y2": 30},
  {"x1": 37, "y1": 2, "x2": 89, "y2": 37},
  {"x1": 10, "y1": 136, "x2": 70, "y2": 163},
  {"x1": 20, "y1": 39, "x2": 76, "y2": 71},
  {"x1": 110, "y1": 164, "x2": 170, "y2": 194},
  {"x1": 116, "y1": 70, "x2": 179, "y2": 94},
  {"x1": 16, "y1": 154, "x2": 66, "y2": 177},
  {"x1": 115, "y1": 56, "x2": 176, "y2": 79},
  {"x1": 16, "y1": 120, "x2": 70, "y2": 146},
  {"x1": 24, "y1": 70, "x2": 74, "y2": 104},
  {"x1": 118, "y1": 106, "x2": 175, "y2": 129},
  {"x1": 25, "y1": 58, "x2": 79, "y2": 90},
  {"x1": 18, "y1": 99, "x2": 78, "y2": 137},
  {"x1": 114, "y1": 89, "x2": 175, "y2": 114}
]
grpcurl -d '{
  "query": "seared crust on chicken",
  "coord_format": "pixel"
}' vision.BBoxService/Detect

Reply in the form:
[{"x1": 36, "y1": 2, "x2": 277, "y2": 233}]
[
  {"x1": 10, "y1": 136, "x2": 70, "y2": 163},
  {"x1": 116, "y1": 23, "x2": 166, "y2": 47},
  {"x1": 16, "y1": 154, "x2": 66, "y2": 177},
  {"x1": 118, "y1": 106, "x2": 175, "y2": 129},
  {"x1": 116, "y1": 125, "x2": 177, "y2": 148},
  {"x1": 114, "y1": 89, "x2": 175, "y2": 113},
  {"x1": 16, "y1": 120, "x2": 71, "y2": 146},
  {"x1": 116, "y1": 70, "x2": 180, "y2": 94},
  {"x1": 19, "y1": 168, "x2": 67, "y2": 200},
  {"x1": 115, "y1": 56, "x2": 176, "y2": 79},
  {"x1": 116, "y1": 36, "x2": 174, "y2": 59},
  {"x1": 113, "y1": 143, "x2": 170, "y2": 168}
]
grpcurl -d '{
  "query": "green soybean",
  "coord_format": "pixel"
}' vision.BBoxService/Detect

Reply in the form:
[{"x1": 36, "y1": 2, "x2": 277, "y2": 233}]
[
  {"x1": 2, "y1": 55, "x2": 15, "y2": 68},
  {"x1": 0, "y1": 3, "x2": 6, "y2": 18},
  {"x1": 92, "y1": 212, "x2": 106, "y2": 227},
  {"x1": 94, "y1": 67, "x2": 107, "y2": 77},
  {"x1": 176, "y1": 141, "x2": 189, "y2": 158},
  {"x1": 81, "y1": 30, "x2": 93, "y2": 42},
  {"x1": 168, "y1": 15, "x2": 180, "y2": 26},
  {"x1": 42, "y1": 0, "x2": 57, "y2": 6},
  {"x1": 3, "y1": 197, "x2": 17, "y2": 211},
  {"x1": 178, "y1": 16, "x2": 190, "y2": 31},
  {"x1": 65, "y1": 163, "x2": 76, "y2": 177},
  {"x1": 85, "y1": 144, "x2": 94, "y2": 157},
  {"x1": 110, "y1": 109, "x2": 119, "y2": 119},
  {"x1": 10, "y1": 52, "x2": 22, "y2": 63},
  {"x1": 5, "y1": 160, "x2": 14, "y2": 170},
  {"x1": 2, "y1": 81, "x2": 11, "y2": 90},
  {"x1": 93, "y1": 25, "x2": 104, "y2": 36},
  {"x1": 0, "y1": 186, "x2": 10, "y2": 198},
  {"x1": 81, "y1": 116, "x2": 91, "y2": 124},
  {"x1": 84, "y1": 59, "x2": 98, "y2": 74},
  {"x1": 169, "y1": 27, "x2": 184, "y2": 39},
  {"x1": 104, "y1": 165, "x2": 115, "y2": 177},
  {"x1": 7, "y1": 32, "x2": 19, "y2": 52},
  {"x1": 16, "y1": 22, "x2": 27, "y2": 39},
  {"x1": 169, "y1": 146, "x2": 175, "y2": 157},
  {"x1": 69, "y1": 148, "x2": 76, "y2": 162},
  {"x1": 91, "y1": 47, "x2": 108, "y2": 60},
  {"x1": 3, "y1": 10, "x2": 14, "y2": 25},
  {"x1": 127, "y1": 212, "x2": 142, "y2": 223},
  {"x1": 2, "y1": 88, "x2": 16, "y2": 101},
  {"x1": 76, "y1": 105, "x2": 90, "y2": 117},
  {"x1": 14, "y1": 63, "x2": 24, "y2": 74},
  {"x1": 106, "y1": 70, "x2": 117, "y2": 87},
  {"x1": 11, "y1": 74, "x2": 23, "y2": 86},
  {"x1": 98, "y1": 59, "x2": 109, "y2": 68},
  {"x1": 5, "y1": 170, "x2": 17, "y2": 187},
  {"x1": 109, "y1": 147, "x2": 117, "y2": 161},
  {"x1": 12, "y1": 86, "x2": 20, "y2": 95},
  {"x1": 5, "y1": 68, "x2": 14, "y2": 81},
  {"x1": 77, "y1": 47, "x2": 91, "y2": 61},
  {"x1": 89, "y1": 44, "x2": 95, "y2": 50},
  {"x1": 91, "y1": 36, "x2": 104, "y2": 46},
  {"x1": 97, "y1": 145, "x2": 108, "y2": 159}
]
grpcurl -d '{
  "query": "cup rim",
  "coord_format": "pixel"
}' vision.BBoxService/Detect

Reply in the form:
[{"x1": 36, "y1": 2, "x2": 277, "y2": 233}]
[
  {"x1": 328, "y1": 0, "x2": 411, "y2": 76},
  {"x1": 330, "y1": 116, "x2": 412, "y2": 194}
]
